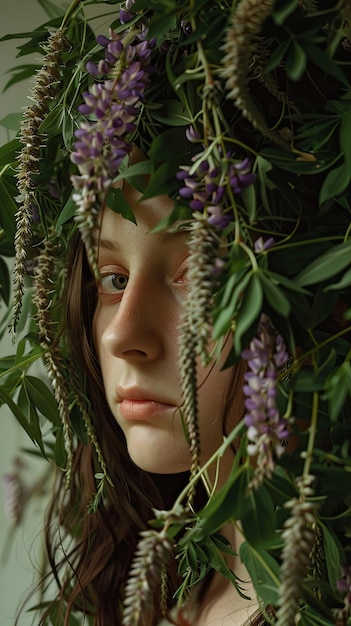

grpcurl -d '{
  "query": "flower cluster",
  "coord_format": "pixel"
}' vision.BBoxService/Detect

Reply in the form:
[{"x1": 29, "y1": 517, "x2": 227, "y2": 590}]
[
  {"x1": 70, "y1": 26, "x2": 156, "y2": 269},
  {"x1": 337, "y1": 565, "x2": 351, "y2": 614},
  {"x1": 177, "y1": 149, "x2": 255, "y2": 228},
  {"x1": 275, "y1": 475, "x2": 316, "y2": 626},
  {"x1": 242, "y1": 314, "x2": 291, "y2": 483},
  {"x1": 71, "y1": 28, "x2": 155, "y2": 182},
  {"x1": 11, "y1": 28, "x2": 69, "y2": 333},
  {"x1": 122, "y1": 528, "x2": 173, "y2": 626},
  {"x1": 119, "y1": 0, "x2": 136, "y2": 24}
]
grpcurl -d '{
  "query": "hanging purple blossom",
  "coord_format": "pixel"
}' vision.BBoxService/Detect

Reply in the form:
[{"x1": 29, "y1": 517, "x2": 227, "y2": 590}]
[
  {"x1": 337, "y1": 565, "x2": 351, "y2": 613},
  {"x1": 242, "y1": 314, "x2": 292, "y2": 484},
  {"x1": 70, "y1": 27, "x2": 156, "y2": 270},
  {"x1": 254, "y1": 236, "x2": 275, "y2": 252},
  {"x1": 119, "y1": 0, "x2": 136, "y2": 24},
  {"x1": 177, "y1": 147, "x2": 255, "y2": 228},
  {"x1": 71, "y1": 29, "x2": 155, "y2": 185}
]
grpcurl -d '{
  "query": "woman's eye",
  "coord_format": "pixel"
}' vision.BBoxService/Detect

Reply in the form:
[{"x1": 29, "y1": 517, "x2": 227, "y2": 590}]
[
  {"x1": 176, "y1": 267, "x2": 188, "y2": 284},
  {"x1": 175, "y1": 258, "x2": 189, "y2": 285},
  {"x1": 99, "y1": 273, "x2": 128, "y2": 294}
]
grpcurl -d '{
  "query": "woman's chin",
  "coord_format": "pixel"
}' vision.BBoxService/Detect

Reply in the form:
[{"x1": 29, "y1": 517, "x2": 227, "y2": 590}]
[{"x1": 128, "y1": 447, "x2": 191, "y2": 475}]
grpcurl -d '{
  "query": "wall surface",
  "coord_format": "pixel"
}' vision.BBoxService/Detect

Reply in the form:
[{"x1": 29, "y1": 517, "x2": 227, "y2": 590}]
[
  {"x1": 0, "y1": 2, "x2": 52, "y2": 624},
  {"x1": 0, "y1": 2, "x2": 118, "y2": 622}
]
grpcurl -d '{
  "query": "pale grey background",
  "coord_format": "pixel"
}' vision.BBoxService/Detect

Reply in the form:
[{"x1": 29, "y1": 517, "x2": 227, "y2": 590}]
[
  {"x1": 0, "y1": 3, "x2": 50, "y2": 623},
  {"x1": 0, "y1": 2, "x2": 52, "y2": 622},
  {"x1": 0, "y1": 2, "x2": 117, "y2": 622}
]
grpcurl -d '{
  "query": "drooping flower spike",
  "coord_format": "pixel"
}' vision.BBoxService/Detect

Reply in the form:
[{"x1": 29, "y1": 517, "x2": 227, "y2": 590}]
[
  {"x1": 71, "y1": 28, "x2": 156, "y2": 273},
  {"x1": 242, "y1": 314, "x2": 292, "y2": 486}
]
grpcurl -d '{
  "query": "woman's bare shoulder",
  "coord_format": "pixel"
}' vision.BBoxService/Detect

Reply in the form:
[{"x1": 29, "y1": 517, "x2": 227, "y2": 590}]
[{"x1": 158, "y1": 606, "x2": 272, "y2": 625}]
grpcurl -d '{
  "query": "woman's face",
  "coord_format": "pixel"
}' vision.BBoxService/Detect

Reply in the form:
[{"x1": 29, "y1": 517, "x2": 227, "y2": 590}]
[{"x1": 93, "y1": 182, "x2": 235, "y2": 474}]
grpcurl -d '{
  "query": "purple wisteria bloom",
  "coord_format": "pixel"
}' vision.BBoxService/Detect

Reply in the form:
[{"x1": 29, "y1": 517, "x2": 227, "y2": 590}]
[
  {"x1": 254, "y1": 236, "x2": 275, "y2": 252},
  {"x1": 71, "y1": 28, "x2": 155, "y2": 187},
  {"x1": 70, "y1": 27, "x2": 156, "y2": 266},
  {"x1": 119, "y1": 0, "x2": 136, "y2": 24},
  {"x1": 177, "y1": 144, "x2": 256, "y2": 228},
  {"x1": 242, "y1": 314, "x2": 291, "y2": 482},
  {"x1": 337, "y1": 565, "x2": 351, "y2": 612}
]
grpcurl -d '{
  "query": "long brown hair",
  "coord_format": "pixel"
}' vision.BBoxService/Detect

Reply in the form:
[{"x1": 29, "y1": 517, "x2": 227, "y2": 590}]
[
  {"x1": 40, "y1": 234, "x2": 185, "y2": 625},
  {"x1": 39, "y1": 233, "x2": 245, "y2": 625}
]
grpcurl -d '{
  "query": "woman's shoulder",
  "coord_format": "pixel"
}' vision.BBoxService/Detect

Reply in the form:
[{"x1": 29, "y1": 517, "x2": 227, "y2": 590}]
[
  {"x1": 158, "y1": 604, "x2": 194, "y2": 625},
  {"x1": 158, "y1": 605, "x2": 272, "y2": 625}
]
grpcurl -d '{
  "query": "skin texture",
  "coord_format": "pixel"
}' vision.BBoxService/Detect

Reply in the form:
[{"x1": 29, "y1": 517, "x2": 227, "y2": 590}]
[{"x1": 93, "y1": 181, "x2": 235, "y2": 475}]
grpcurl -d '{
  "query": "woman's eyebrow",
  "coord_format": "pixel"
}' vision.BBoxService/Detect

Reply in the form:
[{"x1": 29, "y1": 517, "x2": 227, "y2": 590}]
[
  {"x1": 157, "y1": 230, "x2": 189, "y2": 245},
  {"x1": 94, "y1": 230, "x2": 188, "y2": 251},
  {"x1": 96, "y1": 237, "x2": 120, "y2": 252}
]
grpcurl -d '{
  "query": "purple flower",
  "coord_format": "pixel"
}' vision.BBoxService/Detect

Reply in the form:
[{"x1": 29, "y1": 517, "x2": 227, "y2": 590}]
[
  {"x1": 177, "y1": 146, "x2": 256, "y2": 228},
  {"x1": 242, "y1": 314, "x2": 291, "y2": 479},
  {"x1": 70, "y1": 27, "x2": 156, "y2": 266},
  {"x1": 70, "y1": 28, "x2": 155, "y2": 199},
  {"x1": 337, "y1": 565, "x2": 351, "y2": 611},
  {"x1": 254, "y1": 236, "x2": 275, "y2": 252}
]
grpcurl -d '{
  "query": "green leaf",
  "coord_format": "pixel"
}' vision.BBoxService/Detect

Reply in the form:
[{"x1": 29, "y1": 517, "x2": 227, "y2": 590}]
[
  {"x1": 324, "y1": 362, "x2": 351, "y2": 420},
  {"x1": 18, "y1": 383, "x2": 46, "y2": 457},
  {"x1": 0, "y1": 112, "x2": 22, "y2": 131},
  {"x1": 304, "y1": 43, "x2": 349, "y2": 86},
  {"x1": 240, "y1": 485, "x2": 277, "y2": 548},
  {"x1": 320, "y1": 522, "x2": 342, "y2": 588},
  {"x1": 220, "y1": 266, "x2": 247, "y2": 310},
  {"x1": 286, "y1": 40, "x2": 307, "y2": 82},
  {"x1": 240, "y1": 542, "x2": 280, "y2": 606},
  {"x1": 264, "y1": 39, "x2": 290, "y2": 73},
  {"x1": 106, "y1": 187, "x2": 136, "y2": 224},
  {"x1": 149, "y1": 200, "x2": 192, "y2": 233},
  {"x1": 0, "y1": 256, "x2": 10, "y2": 305},
  {"x1": 264, "y1": 269, "x2": 310, "y2": 294},
  {"x1": 272, "y1": 0, "x2": 298, "y2": 25},
  {"x1": 212, "y1": 270, "x2": 252, "y2": 339},
  {"x1": 22, "y1": 375, "x2": 60, "y2": 426},
  {"x1": 241, "y1": 182, "x2": 256, "y2": 224},
  {"x1": 260, "y1": 270, "x2": 291, "y2": 317},
  {"x1": 55, "y1": 194, "x2": 76, "y2": 231},
  {"x1": 234, "y1": 273, "x2": 263, "y2": 353},
  {"x1": 295, "y1": 240, "x2": 351, "y2": 287},
  {"x1": 0, "y1": 386, "x2": 44, "y2": 451},
  {"x1": 2, "y1": 64, "x2": 39, "y2": 92},
  {"x1": 0, "y1": 138, "x2": 20, "y2": 166},
  {"x1": 148, "y1": 127, "x2": 189, "y2": 163},
  {"x1": 319, "y1": 161, "x2": 351, "y2": 205},
  {"x1": 36, "y1": 0, "x2": 67, "y2": 19},
  {"x1": 340, "y1": 111, "x2": 351, "y2": 167},
  {"x1": 151, "y1": 100, "x2": 192, "y2": 126},
  {"x1": 54, "y1": 426, "x2": 67, "y2": 469},
  {"x1": 299, "y1": 608, "x2": 335, "y2": 626},
  {"x1": 198, "y1": 466, "x2": 250, "y2": 535},
  {"x1": 142, "y1": 161, "x2": 181, "y2": 198}
]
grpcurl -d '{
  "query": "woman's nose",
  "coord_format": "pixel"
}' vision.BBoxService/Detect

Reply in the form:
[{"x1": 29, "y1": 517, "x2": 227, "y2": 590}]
[{"x1": 100, "y1": 274, "x2": 165, "y2": 361}]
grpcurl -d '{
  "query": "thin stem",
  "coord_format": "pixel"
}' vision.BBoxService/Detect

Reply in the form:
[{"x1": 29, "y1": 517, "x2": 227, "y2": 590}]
[
  {"x1": 302, "y1": 391, "x2": 319, "y2": 480},
  {"x1": 60, "y1": 0, "x2": 83, "y2": 29},
  {"x1": 294, "y1": 325, "x2": 351, "y2": 368},
  {"x1": 238, "y1": 240, "x2": 259, "y2": 272},
  {"x1": 171, "y1": 420, "x2": 246, "y2": 511}
]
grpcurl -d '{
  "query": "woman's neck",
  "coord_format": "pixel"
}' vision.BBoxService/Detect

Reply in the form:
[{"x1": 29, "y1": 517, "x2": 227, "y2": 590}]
[
  {"x1": 192, "y1": 448, "x2": 259, "y2": 626},
  {"x1": 192, "y1": 523, "x2": 258, "y2": 626}
]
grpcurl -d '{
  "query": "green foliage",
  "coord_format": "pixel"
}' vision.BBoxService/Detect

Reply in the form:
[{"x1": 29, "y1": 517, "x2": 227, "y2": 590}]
[{"x1": 0, "y1": 0, "x2": 351, "y2": 623}]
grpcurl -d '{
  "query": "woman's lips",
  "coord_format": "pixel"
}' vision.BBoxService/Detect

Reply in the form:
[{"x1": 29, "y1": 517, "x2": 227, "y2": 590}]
[{"x1": 118, "y1": 399, "x2": 175, "y2": 420}]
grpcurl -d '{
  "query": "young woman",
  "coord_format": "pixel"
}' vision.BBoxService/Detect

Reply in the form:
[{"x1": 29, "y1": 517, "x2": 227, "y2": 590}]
[
  {"x1": 1, "y1": 1, "x2": 351, "y2": 625},
  {"x1": 55, "y1": 172, "x2": 259, "y2": 626}
]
